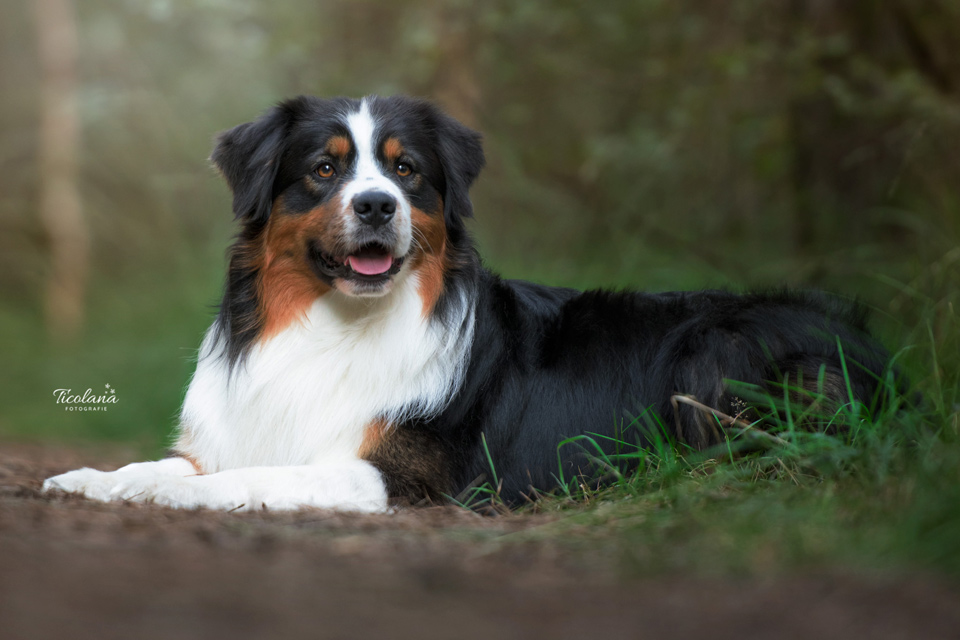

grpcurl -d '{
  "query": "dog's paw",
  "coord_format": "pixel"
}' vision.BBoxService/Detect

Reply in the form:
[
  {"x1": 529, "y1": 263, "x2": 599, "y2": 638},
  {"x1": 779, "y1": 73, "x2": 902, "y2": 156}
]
[
  {"x1": 43, "y1": 467, "x2": 121, "y2": 501},
  {"x1": 43, "y1": 467, "x2": 245, "y2": 510},
  {"x1": 43, "y1": 460, "x2": 389, "y2": 512},
  {"x1": 108, "y1": 474, "x2": 249, "y2": 510},
  {"x1": 43, "y1": 458, "x2": 201, "y2": 504}
]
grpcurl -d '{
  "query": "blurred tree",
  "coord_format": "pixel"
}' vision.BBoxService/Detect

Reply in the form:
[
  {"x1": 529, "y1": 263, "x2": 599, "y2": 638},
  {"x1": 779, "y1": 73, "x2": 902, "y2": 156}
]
[
  {"x1": 3, "y1": 0, "x2": 960, "y2": 312},
  {"x1": 427, "y1": 5, "x2": 481, "y2": 127},
  {"x1": 34, "y1": 0, "x2": 88, "y2": 339},
  {"x1": 787, "y1": 0, "x2": 960, "y2": 254}
]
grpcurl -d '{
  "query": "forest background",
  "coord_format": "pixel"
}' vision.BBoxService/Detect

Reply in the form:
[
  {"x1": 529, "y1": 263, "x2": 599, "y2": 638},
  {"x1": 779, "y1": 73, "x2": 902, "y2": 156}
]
[{"x1": 1, "y1": 0, "x2": 957, "y2": 456}]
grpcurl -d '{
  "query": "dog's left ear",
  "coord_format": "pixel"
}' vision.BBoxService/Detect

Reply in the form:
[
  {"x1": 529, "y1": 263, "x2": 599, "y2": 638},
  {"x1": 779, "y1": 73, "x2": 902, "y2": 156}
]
[
  {"x1": 210, "y1": 104, "x2": 292, "y2": 226},
  {"x1": 430, "y1": 107, "x2": 485, "y2": 227}
]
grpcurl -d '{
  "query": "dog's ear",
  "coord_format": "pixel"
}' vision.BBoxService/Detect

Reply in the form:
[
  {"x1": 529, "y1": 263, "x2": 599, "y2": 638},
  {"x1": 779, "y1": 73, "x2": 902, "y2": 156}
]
[
  {"x1": 210, "y1": 105, "x2": 290, "y2": 225},
  {"x1": 431, "y1": 108, "x2": 485, "y2": 227}
]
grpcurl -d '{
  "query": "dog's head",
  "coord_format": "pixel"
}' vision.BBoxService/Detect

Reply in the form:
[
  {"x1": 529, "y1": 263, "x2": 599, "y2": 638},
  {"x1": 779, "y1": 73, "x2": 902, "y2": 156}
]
[{"x1": 212, "y1": 95, "x2": 484, "y2": 302}]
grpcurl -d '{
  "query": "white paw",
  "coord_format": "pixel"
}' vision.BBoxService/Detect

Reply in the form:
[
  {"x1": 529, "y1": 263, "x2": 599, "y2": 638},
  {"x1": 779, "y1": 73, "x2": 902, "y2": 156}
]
[
  {"x1": 43, "y1": 467, "x2": 245, "y2": 510},
  {"x1": 112, "y1": 474, "x2": 248, "y2": 510},
  {"x1": 227, "y1": 463, "x2": 390, "y2": 513},
  {"x1": 43, "y1": 467, "x2": 121, "y2": 501},
  {"x1": 43, "y1": 458, "x2": 200, "y2": 505},
  {"x1": 43, "y1": 460, "x2": 390, "y2": 513}
]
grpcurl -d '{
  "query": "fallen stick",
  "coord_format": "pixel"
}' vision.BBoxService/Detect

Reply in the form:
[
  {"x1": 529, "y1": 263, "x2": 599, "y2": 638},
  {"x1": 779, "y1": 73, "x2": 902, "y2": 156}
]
[{"x1": 670, "y1": 394, "x2": 790, "y2": 447}]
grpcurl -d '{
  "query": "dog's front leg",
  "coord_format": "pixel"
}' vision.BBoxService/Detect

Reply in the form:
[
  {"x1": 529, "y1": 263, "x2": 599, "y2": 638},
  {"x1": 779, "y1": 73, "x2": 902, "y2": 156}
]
[
  {"x1": 43, "y1": 458, "x2": 199, "y2": 502},
  {"x1": 44, "y1": 459, "x2": 388, "y2": 513}
]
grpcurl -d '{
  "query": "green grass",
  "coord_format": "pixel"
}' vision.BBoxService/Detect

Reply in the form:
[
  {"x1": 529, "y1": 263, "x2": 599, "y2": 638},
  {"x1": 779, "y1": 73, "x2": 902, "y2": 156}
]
[
  {"x1": 473, "y1": 336, "x2": 960, "y2": 578},
  {"x1": 0, "y1": 250, "x2": 226, "y2": 457},
  {"x1": 512, "y1": 410, "x2": 960, "y2": 578},
  {"x1": 447, "y1": 254, "x2": 960, "y2": 578}
]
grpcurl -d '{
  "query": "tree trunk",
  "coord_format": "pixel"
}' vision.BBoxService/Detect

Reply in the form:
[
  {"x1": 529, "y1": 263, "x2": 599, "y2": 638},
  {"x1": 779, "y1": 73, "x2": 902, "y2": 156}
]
[
  {"x1": 34, "y1": 0, "x2": 88, "y2": 339},
  {"x1": 429, "y1": 7, "x2": 481, "y2": 128}
]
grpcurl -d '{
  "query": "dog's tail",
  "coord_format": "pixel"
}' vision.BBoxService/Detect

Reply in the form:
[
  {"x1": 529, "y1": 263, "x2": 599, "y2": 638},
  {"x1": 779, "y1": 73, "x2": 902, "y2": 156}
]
[{"x1": 666, "y1": 290, "x2": 908, "y2": 449}]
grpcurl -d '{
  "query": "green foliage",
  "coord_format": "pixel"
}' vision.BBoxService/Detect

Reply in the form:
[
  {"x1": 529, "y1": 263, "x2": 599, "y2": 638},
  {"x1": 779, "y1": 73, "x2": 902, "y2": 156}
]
[
  {"x1": 469, "y1": 422, "x2": 960, "y2": 576},
  {"x1": 467, "y1": 322, "x2": 960, "y2": 577},
  {"x1": 0, "y1": 252, "x2": 223, "y2": 456},
  {"x1": 506, "y1": 373, "x2": 960, "y2": 576}
]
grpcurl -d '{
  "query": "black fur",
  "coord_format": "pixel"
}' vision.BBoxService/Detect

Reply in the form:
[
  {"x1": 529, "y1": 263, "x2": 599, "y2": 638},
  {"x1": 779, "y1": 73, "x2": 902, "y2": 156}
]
[
  {"x1": 211, "y1": 95, "x2": 901, "y2": 506},
  {"x1": 418, "y1": 279, "x2": 898, "y2": 504},
  {"x1": 210, "y1": 103, "x2": 291, "y2": 366}
]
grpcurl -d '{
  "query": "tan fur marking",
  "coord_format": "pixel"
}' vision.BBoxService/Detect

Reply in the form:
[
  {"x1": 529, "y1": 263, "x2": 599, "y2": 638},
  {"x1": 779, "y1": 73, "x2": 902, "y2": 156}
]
[
  {"x1": 359, "y1": 418, "x2": 452, "y2": 504},
  {"x1": 181, "y1": 454, "x2": 204, "y2": 474},
  {"x1": 358, "y1": 418, "x2": 389, "y2": 460},
  {"x1": 414, "y1": 251, "x2": 447, "y2": 318},
  {"x1": 410, "y1": 201, "x2": 448, "y2": 317},
  {"x1": 383, "y1": 137, "x2": 404, "y2": 163},
  {"x1": 258, "y1": 198, "x2": 340, "y2": 338},
  {"x1": 172, "y1": 429, "x2": 204, "y2": 473},
  {"x1": 326, "y1": 135, "x2": 351, "y2": 158}
]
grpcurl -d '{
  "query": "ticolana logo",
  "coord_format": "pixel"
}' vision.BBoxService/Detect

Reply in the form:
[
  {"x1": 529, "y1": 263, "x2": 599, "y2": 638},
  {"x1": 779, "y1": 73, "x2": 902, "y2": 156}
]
[{"x1": 53, "y1": 383, "x2": 119, "y2": 412}]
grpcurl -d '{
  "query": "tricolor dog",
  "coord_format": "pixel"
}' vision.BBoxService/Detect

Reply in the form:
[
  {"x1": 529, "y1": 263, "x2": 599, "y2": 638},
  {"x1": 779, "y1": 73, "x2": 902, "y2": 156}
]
[{"x1": 44, "y1": 95, "x2": 896, "y2": 511}]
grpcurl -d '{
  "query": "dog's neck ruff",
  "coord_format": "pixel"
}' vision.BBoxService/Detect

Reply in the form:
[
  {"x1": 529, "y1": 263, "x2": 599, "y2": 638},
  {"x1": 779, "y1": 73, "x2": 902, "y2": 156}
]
[{"x1": 180, "y1": 270, "x2": 474, "y2": 473}]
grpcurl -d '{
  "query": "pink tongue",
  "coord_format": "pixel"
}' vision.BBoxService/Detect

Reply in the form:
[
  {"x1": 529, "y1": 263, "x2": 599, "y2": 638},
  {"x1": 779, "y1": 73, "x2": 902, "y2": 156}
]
[{"x1": 346, "y1": 253, "x2": 393, "y2": 275}]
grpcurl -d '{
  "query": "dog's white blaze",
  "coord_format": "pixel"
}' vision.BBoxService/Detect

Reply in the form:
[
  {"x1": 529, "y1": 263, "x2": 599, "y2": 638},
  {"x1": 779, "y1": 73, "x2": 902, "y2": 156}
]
[{"x1": 339, "y1": 100, "x2": 412, "y2": 253}]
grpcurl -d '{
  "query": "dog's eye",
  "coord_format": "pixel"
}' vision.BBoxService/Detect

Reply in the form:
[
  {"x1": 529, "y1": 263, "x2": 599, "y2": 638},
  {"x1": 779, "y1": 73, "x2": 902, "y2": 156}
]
[
  {"x1": 396, "y1": 163, "x2": 412, "y2": 177},
  {"x1": 316, "y1": 163, "x2": 336, "y2": 179}
]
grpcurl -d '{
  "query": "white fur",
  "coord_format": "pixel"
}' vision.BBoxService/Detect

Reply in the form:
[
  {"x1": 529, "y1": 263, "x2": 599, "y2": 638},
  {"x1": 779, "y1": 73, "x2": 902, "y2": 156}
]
[
  {"x1": 183, "y1": 269, "x2": 473, "y2": 473},
  {"x1": 44, "y1": 458, "x2": 388, "y2": 513},
  {"x1": 43, "y1": 458, "x2": 196, "y2": 501},
  {"x1": 339, "y1": 100, "x2": 413, "y2": 255}
]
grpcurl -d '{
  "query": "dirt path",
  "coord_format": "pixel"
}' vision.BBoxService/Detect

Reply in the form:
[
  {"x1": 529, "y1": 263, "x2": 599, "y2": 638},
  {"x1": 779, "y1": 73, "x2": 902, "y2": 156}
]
[{"x1": 1, "y1": 443, "x2": 958, "y2": 640}]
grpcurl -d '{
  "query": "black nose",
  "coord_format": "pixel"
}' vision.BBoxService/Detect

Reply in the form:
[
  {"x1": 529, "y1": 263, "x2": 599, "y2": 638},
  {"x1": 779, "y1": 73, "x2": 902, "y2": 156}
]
[{"x1": 353, "y1": 191, "x2": 396, "y2": 228}]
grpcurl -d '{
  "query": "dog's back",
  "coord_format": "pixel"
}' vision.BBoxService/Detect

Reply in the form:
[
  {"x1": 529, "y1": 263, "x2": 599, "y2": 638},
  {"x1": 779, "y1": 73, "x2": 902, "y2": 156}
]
[{"x1": 395, "y1": 273, "x2": 898, "y2": 504}]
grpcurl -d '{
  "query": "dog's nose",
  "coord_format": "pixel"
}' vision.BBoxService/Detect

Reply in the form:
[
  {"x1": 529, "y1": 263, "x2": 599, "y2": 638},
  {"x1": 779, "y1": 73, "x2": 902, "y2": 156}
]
[{"x1": 353, "y1": 191, "x2": 396, "y2": 228}]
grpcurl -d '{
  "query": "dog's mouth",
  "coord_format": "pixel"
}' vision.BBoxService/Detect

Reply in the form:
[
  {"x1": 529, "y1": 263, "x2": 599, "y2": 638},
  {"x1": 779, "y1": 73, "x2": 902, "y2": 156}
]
[
  {"x1": 310, "y1": 242, "x2": 405, "y2": 288},
  {"x1": 344, "y1": 246, "x2": 401, "y2": 276}
]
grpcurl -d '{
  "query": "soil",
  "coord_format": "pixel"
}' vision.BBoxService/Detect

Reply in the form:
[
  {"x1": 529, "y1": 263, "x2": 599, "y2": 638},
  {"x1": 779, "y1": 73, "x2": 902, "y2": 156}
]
[{"x1": 1, "y1": 442, "x2": 958, "y2": 640}]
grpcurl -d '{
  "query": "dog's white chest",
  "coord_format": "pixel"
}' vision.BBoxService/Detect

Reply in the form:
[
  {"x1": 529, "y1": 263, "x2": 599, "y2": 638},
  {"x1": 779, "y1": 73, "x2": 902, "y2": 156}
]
[{"x1": 179, "y1": 274, "x2": 471, "y2": 472}]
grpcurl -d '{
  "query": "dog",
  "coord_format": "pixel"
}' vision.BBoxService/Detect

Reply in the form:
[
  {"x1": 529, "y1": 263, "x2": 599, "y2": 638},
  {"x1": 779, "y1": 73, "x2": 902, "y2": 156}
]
[{"x1": 43, "y1": 95, "x2": 897, "y2": 512}]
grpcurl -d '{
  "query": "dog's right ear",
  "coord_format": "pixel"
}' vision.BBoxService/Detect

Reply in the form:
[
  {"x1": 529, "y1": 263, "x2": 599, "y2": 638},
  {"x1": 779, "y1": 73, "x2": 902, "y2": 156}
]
[{"x1": 210, "y1": 106, "x2": 290, "y2": 225}]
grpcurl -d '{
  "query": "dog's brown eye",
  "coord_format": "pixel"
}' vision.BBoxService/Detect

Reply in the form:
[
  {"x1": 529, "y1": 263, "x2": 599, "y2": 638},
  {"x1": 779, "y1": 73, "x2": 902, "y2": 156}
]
[
  {"x1": 316, "y1": 163, "x2": 336, "y2": 178},
  {"x1": 396, "y1": 163, "x2": 412, "y2": 177}
]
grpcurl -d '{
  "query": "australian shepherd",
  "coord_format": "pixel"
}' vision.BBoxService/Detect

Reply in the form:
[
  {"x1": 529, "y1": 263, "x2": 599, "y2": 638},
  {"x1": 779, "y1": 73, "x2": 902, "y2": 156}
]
[{"x1": 44, "y1": 95, "x2": 897, "y2": 512}]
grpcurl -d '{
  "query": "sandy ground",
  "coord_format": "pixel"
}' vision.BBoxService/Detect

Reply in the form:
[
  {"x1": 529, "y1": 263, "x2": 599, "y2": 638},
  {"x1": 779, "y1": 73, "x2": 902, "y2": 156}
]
[{"x1": 1, "y1": 442, "x2": 958, "y2": 640}]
